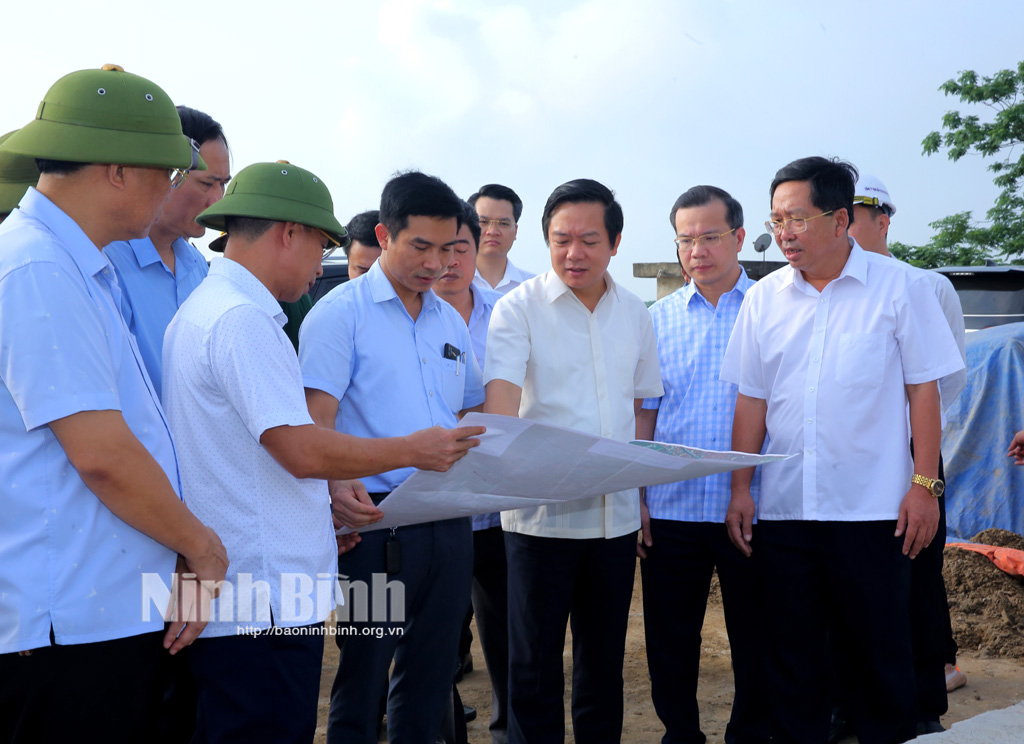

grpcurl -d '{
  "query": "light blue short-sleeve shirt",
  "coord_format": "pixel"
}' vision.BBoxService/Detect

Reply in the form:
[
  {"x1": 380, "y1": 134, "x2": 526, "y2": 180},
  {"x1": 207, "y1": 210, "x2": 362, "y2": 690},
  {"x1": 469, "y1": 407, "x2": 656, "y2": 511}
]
[
  {"x1": 299, "y1": 261, "x2": 485, "y2": 494},
  {"x1": 0, "y1": 189, "x2": 180, "y2": 654},
  {"x1": 106, "y1": 235, "x2": 209, "y2": 399}
]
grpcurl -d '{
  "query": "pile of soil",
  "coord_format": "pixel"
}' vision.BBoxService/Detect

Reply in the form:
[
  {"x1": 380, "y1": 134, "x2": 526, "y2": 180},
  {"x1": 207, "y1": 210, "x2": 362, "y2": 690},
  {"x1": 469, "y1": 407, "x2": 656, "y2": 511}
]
[{"x1": 944, "y1": 528, "x2": 1024, "y2": 659}]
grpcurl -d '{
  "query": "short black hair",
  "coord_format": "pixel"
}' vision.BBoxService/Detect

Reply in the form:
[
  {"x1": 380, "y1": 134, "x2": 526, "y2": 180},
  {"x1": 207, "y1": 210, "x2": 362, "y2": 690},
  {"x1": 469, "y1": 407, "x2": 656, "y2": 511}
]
[
  {"x1": 770, "y1": 156, "x2": 858, "y2": 227},
  {"x1": 669, "y1": 185, "x2": 743, "y2": 231},
  {"x1": 343, "y1": 209, "x2": 381, "y2": 256},
  {"x1": 176, "y1": 106, "x2": 228, "y2": 150},
  {"x1": 468, "y1": 183, "x2": 523, "y2": 222},
  {"x1": 35, "y1": 159, "x2": 86, "y2": 175},
  {"x1": 460, "y1": 201, "x2": 481, "y2": 250},
  {"x1": 379, "y1": 171, "x2": 463, "y2": 238},
  {"x1": 541, "y1": 179, "x2": 623, "y2": 246},
  {"x1": 225, "y1": 216, "x2": 275, "y2": 242}
]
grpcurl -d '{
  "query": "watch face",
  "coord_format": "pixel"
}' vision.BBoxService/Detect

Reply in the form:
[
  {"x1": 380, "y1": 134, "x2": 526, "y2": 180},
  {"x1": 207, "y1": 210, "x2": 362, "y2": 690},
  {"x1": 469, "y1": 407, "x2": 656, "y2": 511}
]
[{"x1": 933, "y1": 479, "x2": 945, "y2": 498}]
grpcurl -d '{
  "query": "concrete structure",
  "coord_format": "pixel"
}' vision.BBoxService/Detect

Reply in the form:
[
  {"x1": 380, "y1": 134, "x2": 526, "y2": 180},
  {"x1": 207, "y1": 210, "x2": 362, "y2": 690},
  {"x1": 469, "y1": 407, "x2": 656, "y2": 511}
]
[
  {"x1": 633, "y1": 260, "x2": 787, "y2": 300},
  {"x1": 919, "y1": 702, "x2": 1024, "y2": 742}
]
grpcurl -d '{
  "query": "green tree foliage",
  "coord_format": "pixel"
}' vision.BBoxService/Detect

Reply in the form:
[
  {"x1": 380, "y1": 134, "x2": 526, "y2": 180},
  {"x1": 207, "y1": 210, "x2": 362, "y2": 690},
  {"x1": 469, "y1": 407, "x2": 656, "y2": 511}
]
[
  {"x1": 902, "y1": 61, "x2": 1024, "y2": 267},
  {"x1": 890, "y1": 213, "x2": 997, "y2": 268}
]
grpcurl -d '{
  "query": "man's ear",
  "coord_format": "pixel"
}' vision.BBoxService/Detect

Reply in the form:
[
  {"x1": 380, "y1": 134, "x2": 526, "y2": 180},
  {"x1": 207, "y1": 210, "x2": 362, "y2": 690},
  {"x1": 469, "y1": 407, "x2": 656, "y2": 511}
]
[
  {"x1": 374, "y1": 223, "x2": 390, "y2": 250},
  {"x1": 734, "y1": 226, "x2": 746, "y2": 253},
  {"x1": 106, "y1": 164, "x2": 128, "y2": 191},
  {"x1": 834, "y1": 207, "x2": 850, "y2": 233}
]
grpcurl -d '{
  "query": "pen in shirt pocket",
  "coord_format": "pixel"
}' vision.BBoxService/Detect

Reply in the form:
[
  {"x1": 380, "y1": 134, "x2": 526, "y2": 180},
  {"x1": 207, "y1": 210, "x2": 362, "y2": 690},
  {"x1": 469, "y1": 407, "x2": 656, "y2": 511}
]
[{"x1": 443, "y1": 342, "x2": 463, "y2": 376}]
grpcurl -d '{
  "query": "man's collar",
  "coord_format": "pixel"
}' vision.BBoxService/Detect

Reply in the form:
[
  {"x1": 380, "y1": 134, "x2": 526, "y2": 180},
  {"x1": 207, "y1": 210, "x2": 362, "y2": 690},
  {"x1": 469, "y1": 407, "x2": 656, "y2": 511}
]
[
  {"x1": 366, "y1": 258, "x2": 440, "y2": 311},
  {"x1": 540, "y1": 269, "x2": 618, "y2": 306},
  {"x1": 209, "y1": 257, "x2": 286, "y2": 324},
  {"x1": 128, "y1": 236, "x2": 163, "y2": 268},
  {"x1": 778, "y1": 237, "x2": 866, "y2": 294},
  {"x1": 18, "y1": 187, "x2": 109, "y2": 279},
  {"x1": 684, "y1": 266, "x2": 753, "y2": 306},
  {"x1": 470, "y1": 281, "x2": 500, "y2": 310}
]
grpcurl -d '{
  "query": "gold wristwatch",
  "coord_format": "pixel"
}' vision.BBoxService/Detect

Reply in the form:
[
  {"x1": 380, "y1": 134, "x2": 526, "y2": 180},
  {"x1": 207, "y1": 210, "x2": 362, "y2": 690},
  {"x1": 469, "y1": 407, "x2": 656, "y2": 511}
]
[{"x1": 911, "y1": 474, "x2": 945, "y2": 498}]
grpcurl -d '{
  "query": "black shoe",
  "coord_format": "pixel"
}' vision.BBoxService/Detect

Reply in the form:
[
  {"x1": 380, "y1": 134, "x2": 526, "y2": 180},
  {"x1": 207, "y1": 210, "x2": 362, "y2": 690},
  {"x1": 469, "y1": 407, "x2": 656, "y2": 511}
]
[
  {"x1": 827, "y1": 709, "x2": 854, "y2": 744},
  {"x1": 454, "y1": 652, "x2": 473, "y2": 683},
  {"x1": 463, "y1": 705, "x2": 477, "y2": 723},
  {"x1": 916, "y1": 720, "x2": 946, "y2": 735}
]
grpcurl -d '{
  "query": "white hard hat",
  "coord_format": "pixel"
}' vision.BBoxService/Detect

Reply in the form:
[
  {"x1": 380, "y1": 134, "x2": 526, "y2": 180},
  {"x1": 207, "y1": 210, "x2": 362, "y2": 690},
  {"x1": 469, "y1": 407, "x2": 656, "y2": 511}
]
[{"x1": 853, "y1": 173, "x2": 896, "y2": 216}]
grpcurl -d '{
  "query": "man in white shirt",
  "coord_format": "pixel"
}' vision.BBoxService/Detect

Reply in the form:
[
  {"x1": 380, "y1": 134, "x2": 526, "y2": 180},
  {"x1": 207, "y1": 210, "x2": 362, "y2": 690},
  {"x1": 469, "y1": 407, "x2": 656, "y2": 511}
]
[
  {"x1": 846, "y1": 174, "x2": 967, "y2": 734},
  {"x1": 485, "y1": 179, "x2": 663, "y2": 743},
  {"x1": 721, "y1": 156, "x2": 964, "y2": 744},
  {"x1": 469, "y1": 183, "x2": 534, "y2": 294},
  {"x1": 163, "y1": 162, "x2": 484, "y2": 744}
]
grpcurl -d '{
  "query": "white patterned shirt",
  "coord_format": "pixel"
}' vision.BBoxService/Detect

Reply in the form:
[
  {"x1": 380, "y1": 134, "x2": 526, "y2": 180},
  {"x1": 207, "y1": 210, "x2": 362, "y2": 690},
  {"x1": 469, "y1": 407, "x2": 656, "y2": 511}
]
[{"x1": 163, "y1": 257, "x2": 336, "y2": 636}]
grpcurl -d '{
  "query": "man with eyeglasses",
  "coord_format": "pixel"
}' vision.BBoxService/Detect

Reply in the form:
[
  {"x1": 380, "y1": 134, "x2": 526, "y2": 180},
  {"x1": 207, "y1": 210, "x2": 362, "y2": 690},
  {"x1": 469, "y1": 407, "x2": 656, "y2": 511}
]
[
  {"x1": 637, "y1": 185, "x2": 771, "y2": 744},
  {"x1": 469, "y1": 183, "x2": 534, "y2": 294},
  {"x1": 721, "y1": 157, "x2": 964, "y2": 744},
  {"x1": 0, "y1": 65, "x2": 229, "y2": 743},
  {"x1": 162, "y1": 163, "x2": 484, "y2": 743},
  {"x1": 105, "y1": 106, "x2": 231, "y2": 400}
]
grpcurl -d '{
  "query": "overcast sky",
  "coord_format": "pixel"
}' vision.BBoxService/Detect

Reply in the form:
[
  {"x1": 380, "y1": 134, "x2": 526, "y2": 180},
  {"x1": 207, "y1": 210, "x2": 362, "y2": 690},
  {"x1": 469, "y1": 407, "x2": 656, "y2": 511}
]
[{"x1": 4, "y1": 0, "x2": 1022, "y2": 300}]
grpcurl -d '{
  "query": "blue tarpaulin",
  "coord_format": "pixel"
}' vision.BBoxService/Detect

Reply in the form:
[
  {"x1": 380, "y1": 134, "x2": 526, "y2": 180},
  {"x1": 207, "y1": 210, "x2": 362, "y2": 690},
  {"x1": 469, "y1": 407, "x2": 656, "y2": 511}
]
[{"x1": 943, "y1": 322, "x2": 1024, "y2": 540}]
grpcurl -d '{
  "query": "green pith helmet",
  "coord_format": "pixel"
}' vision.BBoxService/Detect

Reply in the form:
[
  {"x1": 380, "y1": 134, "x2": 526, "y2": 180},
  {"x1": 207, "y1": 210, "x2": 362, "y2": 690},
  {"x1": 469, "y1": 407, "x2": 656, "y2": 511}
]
[
  {"x1": 199, "y1": 161, "x2": 349, "y2": 252},
  {"x1": 2, "y1": 64, "x2": 201, "y2": 170},
  {"x1": 0, "y1": 131, "x2": 39, "y2": 214}
]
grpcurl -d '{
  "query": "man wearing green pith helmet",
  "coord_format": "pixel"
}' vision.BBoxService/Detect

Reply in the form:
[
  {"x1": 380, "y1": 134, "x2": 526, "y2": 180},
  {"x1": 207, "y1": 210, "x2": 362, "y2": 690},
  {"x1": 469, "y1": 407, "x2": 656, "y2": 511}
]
[
  {"x1": 0, "y1": 130, "x2": 39, "y2": 222},
  {"x1": 0, "y1": 65, "x2": 229, "y2": 743},
  {"x1": 161, "y1": 161, "x2": 485, "y2": 743}
]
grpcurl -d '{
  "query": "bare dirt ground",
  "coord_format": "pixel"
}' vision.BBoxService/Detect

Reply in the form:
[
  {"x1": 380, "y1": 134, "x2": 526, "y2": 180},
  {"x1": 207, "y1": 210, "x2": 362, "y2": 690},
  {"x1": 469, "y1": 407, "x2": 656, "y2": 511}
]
[{"x1": 315, "y1": 539, "x2": 1024, "y2": 743}]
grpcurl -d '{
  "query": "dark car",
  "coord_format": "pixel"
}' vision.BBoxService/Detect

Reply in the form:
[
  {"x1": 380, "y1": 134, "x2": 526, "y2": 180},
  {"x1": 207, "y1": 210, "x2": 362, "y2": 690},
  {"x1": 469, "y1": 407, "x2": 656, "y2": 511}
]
[
  {"x1": 931, "y1": 265, "x2": 1024, "y2": 331},
  {"x1": 309, "y1": 255, "x2": 351, "y2": 304}
]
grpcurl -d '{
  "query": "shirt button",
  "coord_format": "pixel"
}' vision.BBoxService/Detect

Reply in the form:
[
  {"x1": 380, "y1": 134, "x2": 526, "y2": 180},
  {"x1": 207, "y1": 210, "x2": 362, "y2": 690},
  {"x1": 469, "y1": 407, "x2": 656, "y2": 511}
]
[
  {"x1": 806, "y1": 418, "x2": 813, "y2": 423},
  {"x1": 812, "y1": 357, "x2": 819, "y2": 362},
  {"x1": 428, "y1": 390, "x2": 434, "y2": 397},
  {"x1": 809, "y1": 387, "x2": 814, "y2": 392},
  {"x1": 421, "y1": 357, "x2": 427, "y2": 363}
]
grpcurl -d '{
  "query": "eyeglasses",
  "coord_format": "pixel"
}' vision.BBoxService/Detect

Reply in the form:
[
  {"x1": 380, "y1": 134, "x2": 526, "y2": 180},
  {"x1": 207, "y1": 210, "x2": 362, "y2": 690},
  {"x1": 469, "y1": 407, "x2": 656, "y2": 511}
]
[
  {"x1": 478, "y1": 218, "x2": 515, "y2": 230},
  {"x1": 316, "y1": 228, "x2": 340, "y2": 259},
  {"x1": 674, "y1": 227, "x2": 737, "y2": 251},
  {"x1": 169, "y1": 168, "x2": 189, "y2": 189},
  {"x1": 169, "y1": 139, "x2": 202, "y2": 189},
  {"x1": 764, "y1": 210, "x2": 833, "y2": 236}
]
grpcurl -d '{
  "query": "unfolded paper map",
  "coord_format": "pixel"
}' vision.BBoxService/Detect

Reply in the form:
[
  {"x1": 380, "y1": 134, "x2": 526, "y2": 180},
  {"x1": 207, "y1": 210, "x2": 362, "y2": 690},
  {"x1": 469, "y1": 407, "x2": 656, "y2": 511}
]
[{"x1": 341, "y1": 413, "x2": 790, "y2": 533}]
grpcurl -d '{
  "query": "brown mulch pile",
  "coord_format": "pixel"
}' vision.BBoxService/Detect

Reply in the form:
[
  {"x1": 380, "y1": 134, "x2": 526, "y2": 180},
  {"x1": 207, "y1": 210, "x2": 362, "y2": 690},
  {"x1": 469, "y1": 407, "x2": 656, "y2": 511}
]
[{"x1": 944, "y1": 528, "x2": 1024, "y2": 660}]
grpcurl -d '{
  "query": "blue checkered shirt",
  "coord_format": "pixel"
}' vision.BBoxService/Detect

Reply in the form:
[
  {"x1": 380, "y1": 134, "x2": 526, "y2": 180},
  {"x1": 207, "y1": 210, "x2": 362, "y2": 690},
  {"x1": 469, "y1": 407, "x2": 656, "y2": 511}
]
[{"x1": 642, "y1": 270, "x2": 760, "y2": 522}]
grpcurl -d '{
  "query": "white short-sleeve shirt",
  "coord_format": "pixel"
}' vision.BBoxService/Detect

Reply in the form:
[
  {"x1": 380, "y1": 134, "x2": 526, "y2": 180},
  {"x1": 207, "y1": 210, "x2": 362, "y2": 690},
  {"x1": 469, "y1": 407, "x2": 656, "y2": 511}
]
[
  {"x1": 163, "y1": 258, "x2": 337, "y2": 636},
  {"x1": 485, "y1": 270, "x2": 663, "y2": 539},
  {"x1": 720, "y1": 242, "x2": 965, "y2": 521}
]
